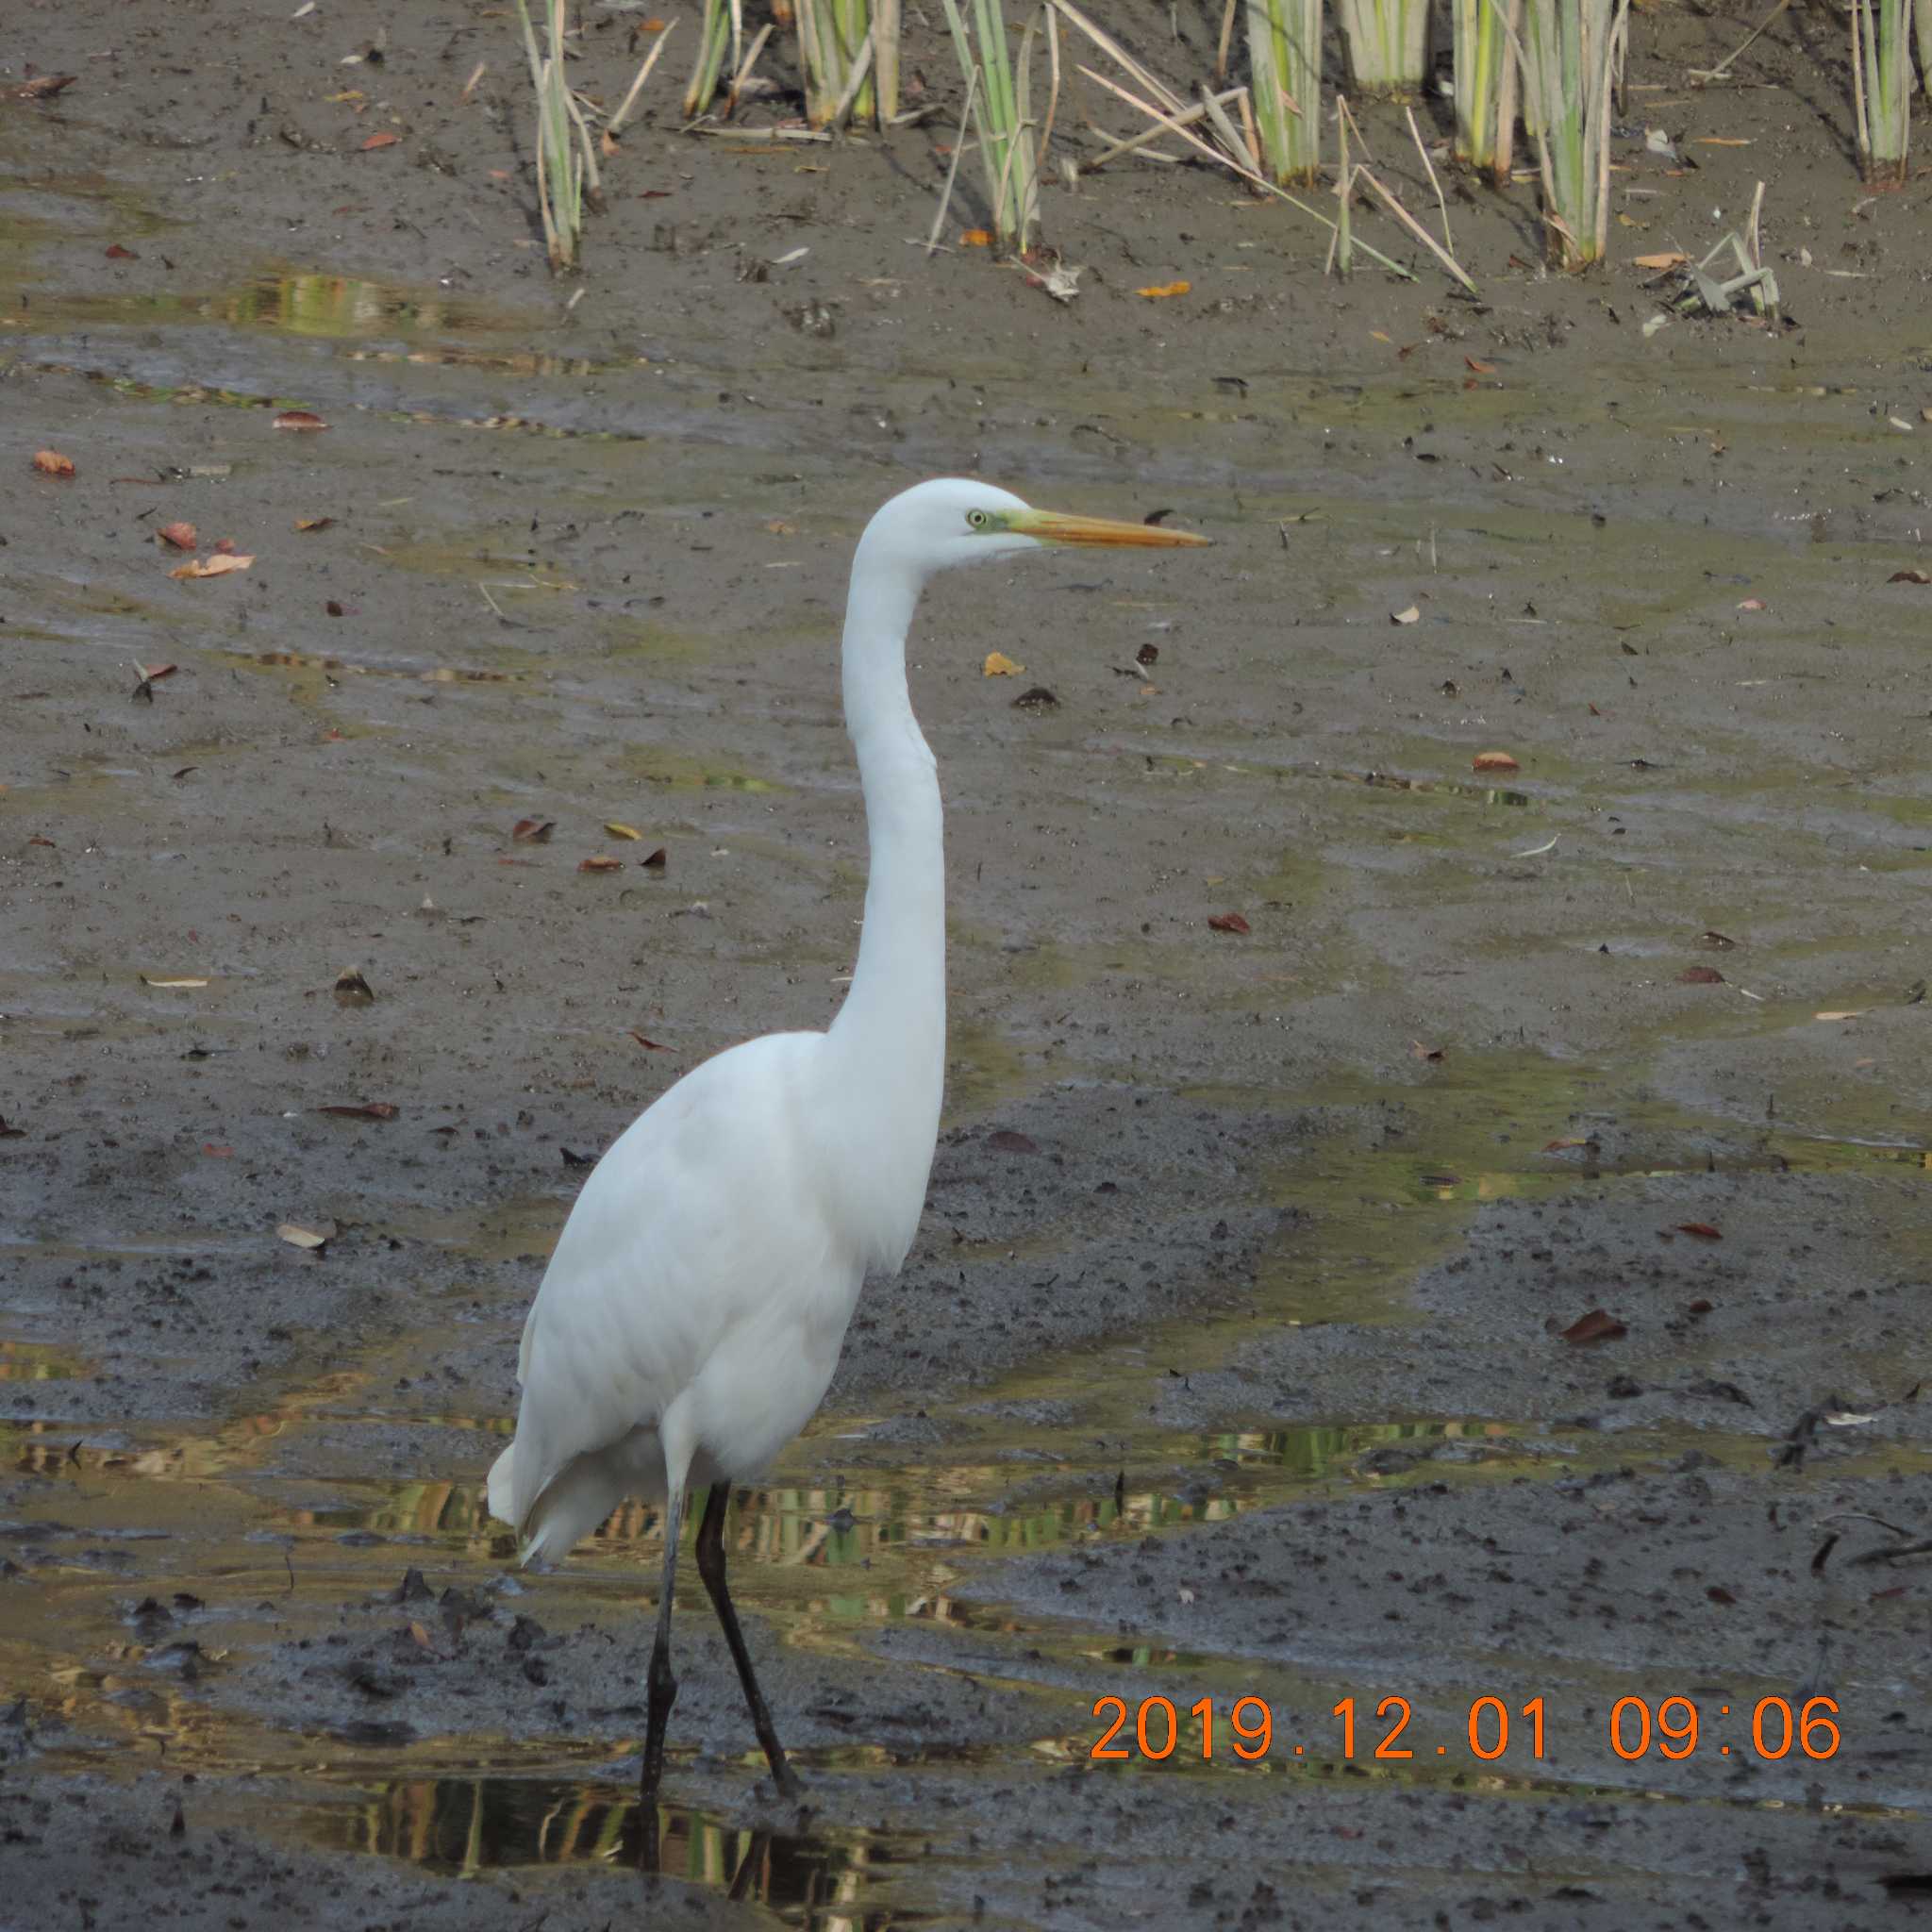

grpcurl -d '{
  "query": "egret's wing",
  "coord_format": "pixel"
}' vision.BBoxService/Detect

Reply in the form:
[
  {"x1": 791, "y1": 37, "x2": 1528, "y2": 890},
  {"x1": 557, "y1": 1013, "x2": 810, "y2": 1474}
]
[{"x1": 502, "y1": 1032, "x2": 828, "y2": 1534}]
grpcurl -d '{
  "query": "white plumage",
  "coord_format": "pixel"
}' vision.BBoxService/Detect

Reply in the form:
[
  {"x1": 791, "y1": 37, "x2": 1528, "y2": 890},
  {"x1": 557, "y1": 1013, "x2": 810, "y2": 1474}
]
[{"x1": 481, "y1": 478, "x2": 1208, "y2": 1826}]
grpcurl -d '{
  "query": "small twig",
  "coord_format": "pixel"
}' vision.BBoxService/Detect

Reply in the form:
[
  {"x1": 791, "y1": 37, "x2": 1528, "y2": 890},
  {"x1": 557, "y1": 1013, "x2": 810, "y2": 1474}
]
[
  {"x1": 926, "y1": 63, "x2": 980, "y2": 252},
  {"x1": 1689, "y1": 0, "x2": 1793, "y2": 83},
  {"x1": 1214, "y1": 0, "x2": 1238, "y2": 80},
  {"x1": 1406, "y1": 103, "x2": 1453, "y2": 258},
  {"x1": 608, "y1": 17, "x2": 679, "y2": 135},
  {"x1": 686, "y1": 123, "x2": 833, "y2": 140},
  {"x1": 1356, "y1": 167, "x2": 1477, "y2": 292}
]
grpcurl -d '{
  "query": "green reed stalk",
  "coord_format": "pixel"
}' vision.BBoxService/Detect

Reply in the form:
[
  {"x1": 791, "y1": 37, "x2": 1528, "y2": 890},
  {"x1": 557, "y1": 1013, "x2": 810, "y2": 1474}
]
[
  {"x1": 1504, "y1": 0, "x2": 1628, "y2": 267},
  {"x1": 1246, "y1": 0, "x2": 1322, "y2": 185},
  {"x1": 1333, "y1": 0, "x2": 1429, "y2": 92},
  {"x1": 939, "y1": 0, "x2": 1040, "y2": 250},
  {"x1": 1451, "y1": 0, "x2": 1519, "y2": 181},
  {"x1": 683, "y1": 0, "x2": 735, "y2": 117},
  {"x1": 514, "y1": 0, "x2": 594, "y2": 269},
  {"x1": 1850, "y1": 0, "x2": 1912, "y2": 184},
  {"x1": 795, "y1": 0, "x2": 875, "y2": 126}
]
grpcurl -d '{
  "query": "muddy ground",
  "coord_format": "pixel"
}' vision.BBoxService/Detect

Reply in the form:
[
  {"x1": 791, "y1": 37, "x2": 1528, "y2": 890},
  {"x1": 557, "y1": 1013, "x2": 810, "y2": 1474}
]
[{"x1": 2, "y1": 0, "x2": 1930, "y2": 1925}]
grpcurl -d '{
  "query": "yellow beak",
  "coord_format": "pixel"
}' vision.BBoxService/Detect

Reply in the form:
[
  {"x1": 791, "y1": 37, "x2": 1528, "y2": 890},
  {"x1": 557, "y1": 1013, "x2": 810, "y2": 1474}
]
[{"x1": 1009, "y1": 508, "x2": 1210, "y2": 548}]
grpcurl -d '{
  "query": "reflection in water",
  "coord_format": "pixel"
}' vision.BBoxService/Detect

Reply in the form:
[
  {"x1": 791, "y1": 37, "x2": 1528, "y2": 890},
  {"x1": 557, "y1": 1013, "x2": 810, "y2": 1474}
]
[{"x1": 317, "y1": 1774, "x2": 914, "y2": 1924}]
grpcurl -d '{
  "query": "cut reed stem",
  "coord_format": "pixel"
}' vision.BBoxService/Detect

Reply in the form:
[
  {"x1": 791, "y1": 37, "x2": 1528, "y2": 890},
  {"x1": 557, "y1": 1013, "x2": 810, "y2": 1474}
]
[
  {"x1": 1451, "y1": 0, "x2": 1517, "y2": 180},
  {"x1": 796, "y1": 0, "x2": 877, "y2": 126},
  {"x1": 1494, "y1": 0, "x2": 1630, "y2": 267},
  {"x1": 515, "y1": 0, "x2": 597, "y2": 270},
  {"x1": 1850, "y1": 0, "x2": 1912, "y2": 185},
  {"x1": 939, "y1": 0, "x2": 1041, "y2": 251},
  {"x1": 1246, "y1": 0, "x2": 1322, "y2": 185},
  {"x1": 1333, "y1": 0, "x2": 1430, "y2": 92}
]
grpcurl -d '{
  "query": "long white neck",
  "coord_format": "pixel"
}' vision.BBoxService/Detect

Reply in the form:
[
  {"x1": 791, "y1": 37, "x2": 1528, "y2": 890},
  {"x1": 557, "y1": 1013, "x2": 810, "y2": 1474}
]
[{"x1": 824, "y1": 544, "x2": 946, "y2": 1259}]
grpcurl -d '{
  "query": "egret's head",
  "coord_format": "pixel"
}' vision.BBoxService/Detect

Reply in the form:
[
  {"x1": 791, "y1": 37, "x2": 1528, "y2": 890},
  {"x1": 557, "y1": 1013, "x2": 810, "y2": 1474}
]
[{"x1": 861, "y1": 477, "x2": 1209, "y2": 581}]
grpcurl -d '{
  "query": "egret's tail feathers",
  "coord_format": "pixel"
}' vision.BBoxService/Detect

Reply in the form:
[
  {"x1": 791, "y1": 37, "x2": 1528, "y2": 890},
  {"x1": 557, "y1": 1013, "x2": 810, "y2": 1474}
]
[{"x1": 486, "y1": 1442, "x2": 518, "y2": 1541}]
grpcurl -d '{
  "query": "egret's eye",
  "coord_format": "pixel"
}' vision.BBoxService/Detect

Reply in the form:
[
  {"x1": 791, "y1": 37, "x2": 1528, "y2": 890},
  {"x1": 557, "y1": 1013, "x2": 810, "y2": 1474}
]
[{"x1": 966, "y1": 508, "x2": 991, "y2": 531}]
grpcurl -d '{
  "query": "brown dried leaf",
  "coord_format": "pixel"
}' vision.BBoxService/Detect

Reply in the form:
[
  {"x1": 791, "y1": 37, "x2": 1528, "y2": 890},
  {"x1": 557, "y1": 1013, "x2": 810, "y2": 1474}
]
[
  {"x1": 1410, "y1": 1041, "x2": 1445, "y2": 1062},
  {"x1": 1136, "y1": 641, "x2": 1159, "y2": 666},
  {"x1": 158, "y1": 521, "x2": 197, "y2": 551},
  {"x1": 510, "y1": 819, "x2": 554, "y2": 844},
  {"x1": 18, "y1": 75, "x2": 77, "y2": 99},
  {"x1": 1632, "y1": 250, "x2": 1688, "y2": 269},
  {"x1": 1464, "y1": 355, "x2": 1496, "y2": 375},
  {"x1": 1560, "y1": 1308, "x2": 1626, "y2": 1344},
  {"x1": 295, "y1": 516, "x2": 336, "y2": 532},
  {"x1": 604, "y1": 821, "x2": 642, "y2": 841},
  {"x1": 1737, "y1": 597, "x2": 1766, "y2": 612},
  {"x1": 1675, "y1": 1222, "x2": 1722, "y2": 1240},
  {"x1": 578, "y1": 855, "x2": 625, "y2": 872},
  {"x1": 0, "y1": 1117, "x2": 25, "y2": 1140},
  {"x1": 1136, "y1": 281, "x2": 1191, "y2": 299},
  {"x1": 169, "y1": 554, "x2": 254, "y2": 579},
  {"x1": 641, "y1": 846, "x2": 667, "y2": 870},
  {"x1": 1473, "y1": 750, "x2": 1520, "y2": 774},
  {"x1": 629, "y1": 1032, "x2": 671, "y2": 1052},
  {"x1": 1697, "y1": 929, "x2": 1736, "y2": 950},
  {"x1": 1678, "y1": 965, "x2": 1725, "y2": 985},
  {"x1": 105, "y1": 242, "x2": 138, "y2": 260},
  {"x1": 1888, "y1": 569, "x2": 1931, "y2": 585},
  {"x1": 360, "y1": 131, "x2": 401, "y2": 150},
  {"x1": 983, "y1": 650, "x2": 1024, "y2": 677},
  {"x1": 1208, "y1": 911, "x2": 1251, "y2": 934},
  {"x1": 274, "y1": 409, "x2": 330, "y2": 431},
  {"x1": 314, "y1": 1102, "x2": 398, "y2": 1121},
  {"x1": 32, "y1": 449, "x2": 75, "y2": 477}
]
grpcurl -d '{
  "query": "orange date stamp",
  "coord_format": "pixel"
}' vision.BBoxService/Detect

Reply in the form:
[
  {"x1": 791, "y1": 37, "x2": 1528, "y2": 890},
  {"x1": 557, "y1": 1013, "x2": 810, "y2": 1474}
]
[{"x1": 1089, "y1": 1693, "x2": 1842, "y2": 1765}]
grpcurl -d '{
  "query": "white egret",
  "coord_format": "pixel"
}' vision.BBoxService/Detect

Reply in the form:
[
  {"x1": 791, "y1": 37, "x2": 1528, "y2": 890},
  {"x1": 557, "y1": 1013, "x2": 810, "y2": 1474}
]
[{"x1": 485, "y1": 478, "x2": 1208, "y2": 1832}]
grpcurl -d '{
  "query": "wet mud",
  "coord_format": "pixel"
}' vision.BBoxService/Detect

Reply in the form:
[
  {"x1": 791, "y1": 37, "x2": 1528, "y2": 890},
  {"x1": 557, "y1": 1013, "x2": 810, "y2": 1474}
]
[{"x1": 4, "y1": 1, "x2": 1930, "y2": 1926}]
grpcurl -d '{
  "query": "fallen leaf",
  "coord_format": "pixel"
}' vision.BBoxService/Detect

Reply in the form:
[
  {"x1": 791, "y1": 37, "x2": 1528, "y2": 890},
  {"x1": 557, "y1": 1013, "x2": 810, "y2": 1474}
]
[
  {"x1": 1208, "y1": 911, "x2": 1251, "y2": 935},
  {"x1": 578, "y1": 855, "x2": 625, "y2": 872},
  {"x1": 983, "y1": 650, "x2": 1024, "y2": 677},
  {"x1": 1698, "y1": 930, "x2": 1737, "y2": 950},
  {"x1": 1693, "y1": 136, "x2": 1754, "y2": 145},
  {"x1": 1012, "y1": 684, "x2": 1058, "y2": 709},
  {"x1": 1513, "y1": 833, "x2": 1559, "y2": 858},
  {"x1": 1370, "y1": 329, "x2": 1392, "y2": 343},
  {"x1": 0, "y1": 1118, "x2": 25, "y2": 1140},
  {"x1": 325, "y1": 600, "x2": 344, "y2": 617},
  {"x1": 1814, "y1": 1009, "x2": 1867, "y2": 1021},
  {"x1": 1464, "y1": 355, "x2": 1496, "y2": 375},
  {"x1": 202, "y1": 1144, "x2": 233, "y2": 1158},
  {"x1": 32, "y1": 449, "x2": 75, "y2": 478},
  {"x1": 273, "y1": 409, "x2": 329, "y2": 431},
  {"x1": 360, "y1": 131, "x2": 401, "y2": 150},
  {"x1": 1678, "y1": 965, "x2": 1725, "y2": 985},
  {"x1": 960, "y1": 227, "x2": 992, "y2": 246},
  {"x1": 1137, "y1": 280, "x2": 1191, "y2": 299},
  {"x1": 1473, "y1": 750, "x2": 1520, "y2": 774},
  {"x1": 1543, "y1": 1137, "x2": 1593, "y2": 1152},
  {"x1": 140, "y1": 974, "x2": 208, "y2": 989},
  {"x1": 1737, "y1": 597, "x2": 1765, "y2": 611},
  {"x1": 406, "y1": 1619, "x2": 438, "y2": 1650},
  {"x1": 276, "y1": 1222, "x2": 333, "y2": 1251},
  {"x1": 1707, "y1": 1586, "x2": 1737, "y2": 1606},
  {"x1": 1633, "y1": 250, "x2": 1688, "y2": 269},
  {"x1": 1391, "y1": 605, "x2": 1421, "y2": 625},
  {"x1": 210, "y1": 536, "x2": 238, "y2": 554},
  {"x1": 641, "y1": 846, "x2": 667, "y2": 870},
  {"x1": 158, "y1": 521, "x2": 197, "y2": 550},
  {"x1": 18, "y1": 75, "x2": 77, "y2": 99},
  {"x1": 170, "y1": 554, "x2": 254, "y2": 579},
  {"x1": 604, "y1": 821, "x2": 642, "y2": 841},
  {"x1": 333, "y1": 966, "x2": 375, "y2": 1005},
  {"x1": 1675, "y1": 1222, "x2": 1723, "y2": 1240},
  {"x1": 510, "y1": 819, "x2": 554, "y2": 843},
  {"x1": 1561, "y1": 1308, "x2": 1626, "y2": 1344},
  {"x1": 295, "y1": 516, "x2": 336, "y2": 533},
  {"x1": 1409, "y1": 1040, "x2": 1445, "y2": 1062},
  {"x1": 313, "y1": 1102, "x2": 399, "y2": 1120},
  {"x1": 1824, "y1": 1409, "x2": 1877, "y2": 1427},
  {"x1": 105, "y1": 242, "x2": 138, "y2": 260},
  {"x1": 629, "y1": 1031, "x2": 671, "y2": 1051},
  {"x1": 1887, "y1": 569, "x2": 1930, "y2": 585},
  {"x1": 987, "y1": 1128, "x2": 1040, "y2": 1153},
  {"x1": 1136, "y1": 641, "x2": 1159, "y2": 666}
]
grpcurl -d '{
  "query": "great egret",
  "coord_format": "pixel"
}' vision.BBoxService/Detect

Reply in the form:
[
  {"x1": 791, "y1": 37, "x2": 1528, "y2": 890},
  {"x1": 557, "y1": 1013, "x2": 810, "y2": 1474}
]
[{"x1": 485, "y1": 477, "x2": 1208, "y2": 1834}]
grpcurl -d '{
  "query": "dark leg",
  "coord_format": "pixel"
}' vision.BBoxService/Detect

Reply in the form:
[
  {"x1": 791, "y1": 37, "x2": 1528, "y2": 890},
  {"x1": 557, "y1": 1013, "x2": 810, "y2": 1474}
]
[
  {"x1": 694, "y1": 1483, "x2": 801, "y2": 1800},
  {"x1": 638, "y1": 1483, "x2": 686, "y2": 1874}
]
